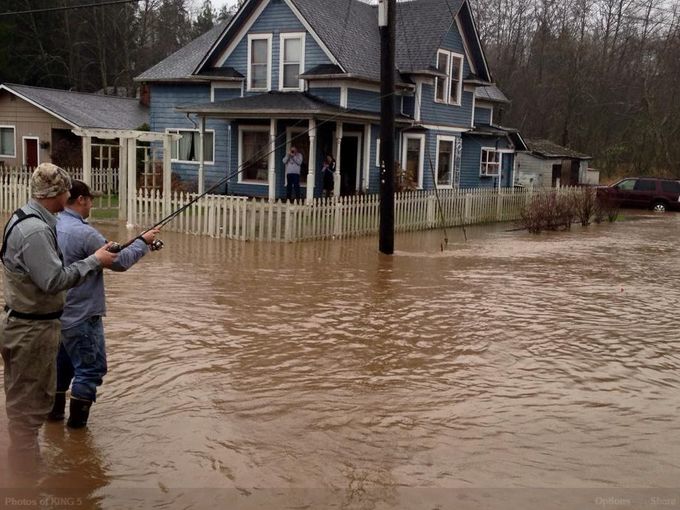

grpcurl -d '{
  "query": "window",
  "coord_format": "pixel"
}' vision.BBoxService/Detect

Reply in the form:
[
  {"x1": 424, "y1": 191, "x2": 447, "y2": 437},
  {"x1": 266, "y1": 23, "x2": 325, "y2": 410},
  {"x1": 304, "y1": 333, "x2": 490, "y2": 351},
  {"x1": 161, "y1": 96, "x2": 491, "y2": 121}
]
[
  {"x1": 167, "y1": 129, "x2": 214, "y2": 164},
  {"x1": 239, "y1": 127, "x2": 270, "y2": 183},
  {"x1": 401, "y1": 134, "x2": 425, "y2": 188},
  {"x1": 634, "y1": 179, "x2": 656, "y2": 192},
  {"x1": 480, "y1": 148, "x2": 500, "y2": 176},
  {"x1": 437, "y1": 140, "x2": 454, "y2": 187},
  {"x1": 280, "y1": 33, "x2": 305, "y2": 90},
  {"x1": 661, "y1": 181, "x2": 680, "y2": 193},
  {"x1": 248, "y1": 34, "x2": 272, "y2": 91},
  {"x1": 434, "y1": 50, "x2": 464, "y2": 106},
  {"x1": 0, "y1": 126, "x2": 15, "y2": 157},
  {"x1": 616, "y1": 179, "x2": 636, "y2": 191},
  {"x1": 375, "y1": 138, "x2": 381, "y2": 166}
]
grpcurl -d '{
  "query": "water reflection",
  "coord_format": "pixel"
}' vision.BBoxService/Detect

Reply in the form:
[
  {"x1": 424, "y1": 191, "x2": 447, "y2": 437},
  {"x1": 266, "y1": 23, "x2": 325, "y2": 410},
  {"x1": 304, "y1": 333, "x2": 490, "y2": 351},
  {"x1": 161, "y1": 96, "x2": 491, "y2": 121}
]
[{"x1": 1, "y1": 213, "x2": 680, "y2": 509}]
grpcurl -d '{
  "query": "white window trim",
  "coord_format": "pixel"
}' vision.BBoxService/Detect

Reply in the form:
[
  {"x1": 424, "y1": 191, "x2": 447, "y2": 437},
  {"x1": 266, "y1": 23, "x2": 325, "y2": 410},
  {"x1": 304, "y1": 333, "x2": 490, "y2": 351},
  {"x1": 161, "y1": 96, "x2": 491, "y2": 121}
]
[
  {"x1": 286, "y1": 126, "x2": 308, "y2": 187},
  {"x1": 279, "y1": 32, "x2": 306, "y2": 91},
  {"x1": 0, "y1": 125, "x2": 16, "y2": 158},
  {"x1": 401, "y1": 133, "x2": 426, "y2": 190},
  {"x1": 434, "y1": 49, "x2": 464, "y2": 107},
  {"x1": 247, "y1": 33, "x2": 273, "y2": 92},
  {"x1": 165, "y1": 128, "x2": 215, "y2": 165},
  {"x1": 22, "y1": 136, "x2": 40, "y2": 166},
  {"x1": 238, "y1": 125, "x2": 270, "y2": 185},
  {"x1": 434, "y1": 135, "x2": 458, "y2": 189},
  {"x1": 375, "y1": 138, "x2": 381, "y2": 167},
  {"x1": 480, "y1": 147, "x2": 501, "y2": 177}
]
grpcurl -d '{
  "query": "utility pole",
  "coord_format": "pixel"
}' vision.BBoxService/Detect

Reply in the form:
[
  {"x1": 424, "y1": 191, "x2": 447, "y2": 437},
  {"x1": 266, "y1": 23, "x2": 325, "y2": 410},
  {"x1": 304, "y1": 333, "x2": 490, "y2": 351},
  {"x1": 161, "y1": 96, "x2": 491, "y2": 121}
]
[{"x1": 379, "y1": 0, "x2": 396, "y2": 255}]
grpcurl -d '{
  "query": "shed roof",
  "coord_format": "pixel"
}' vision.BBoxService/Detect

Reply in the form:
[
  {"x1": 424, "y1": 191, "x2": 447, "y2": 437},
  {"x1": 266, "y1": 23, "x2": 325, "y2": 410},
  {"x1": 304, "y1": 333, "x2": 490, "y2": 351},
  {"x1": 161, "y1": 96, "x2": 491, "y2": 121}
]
[
  {"x1": 525, "y1": 138, "x2": 592, "y2": 160},
  {"x1": 0, "y1": 83, "x2": 148, "y2": 129}
]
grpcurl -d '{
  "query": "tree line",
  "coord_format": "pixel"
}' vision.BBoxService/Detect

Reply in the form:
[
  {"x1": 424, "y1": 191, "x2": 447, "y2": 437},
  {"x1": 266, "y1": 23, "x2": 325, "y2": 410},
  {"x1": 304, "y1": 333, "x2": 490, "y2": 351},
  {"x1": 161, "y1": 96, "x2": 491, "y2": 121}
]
[
  {"x1": 0, "y1": 0, "x2": 237, "y2": 95},
  {"x1": 0, "y1": 0, "x2": 677, "y2": 177},
  {"x1": 472, "y1": 0, "x2": 680, "y2": 177}
]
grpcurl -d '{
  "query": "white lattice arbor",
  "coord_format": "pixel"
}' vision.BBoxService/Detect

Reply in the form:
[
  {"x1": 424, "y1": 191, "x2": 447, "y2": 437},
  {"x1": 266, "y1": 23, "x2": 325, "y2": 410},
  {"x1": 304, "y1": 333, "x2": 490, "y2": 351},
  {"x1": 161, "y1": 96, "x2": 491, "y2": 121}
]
[{"x1": 72, "y1": 128, "x2": 181, "y2": 224}]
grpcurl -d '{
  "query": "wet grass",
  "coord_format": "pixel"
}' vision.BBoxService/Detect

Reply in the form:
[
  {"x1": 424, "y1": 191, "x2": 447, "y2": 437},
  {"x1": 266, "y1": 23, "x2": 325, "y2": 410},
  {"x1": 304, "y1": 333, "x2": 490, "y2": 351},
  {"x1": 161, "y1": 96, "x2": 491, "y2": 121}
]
[{"x1": 91, "y1": 194, "x2": 119, "y2": 220}]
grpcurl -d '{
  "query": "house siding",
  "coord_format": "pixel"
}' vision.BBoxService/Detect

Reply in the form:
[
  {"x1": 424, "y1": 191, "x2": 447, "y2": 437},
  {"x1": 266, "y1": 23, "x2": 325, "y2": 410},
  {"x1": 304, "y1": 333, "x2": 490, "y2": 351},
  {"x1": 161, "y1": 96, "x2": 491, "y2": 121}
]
[
  {"x1": 420, "y1": 86, "x2": 473, "y2": 127},
  {"x1": 0, "y1": 91, "x2": 73, "y2": 166},
  {"x1": 213, "y1": 87, "x2": 242, "y2": 102},
  {"x1": 150, "y1": 84, "x2": 231, "y2": 189},
  {"x1": 308, "y1": 87, "x2": 341, "y2": 105},
  {"x1": 222, "y1": 0, "x2": 332, "y2": 94},
  {"x1": 461, "y1": 135, "x2": 512, "y2": 188},
  {"x1": 347, "y1": 89, "x2": 379, "y2": 113},
  {"x1": 474, "y1": 106, "x2": 492, "y2": 126}
]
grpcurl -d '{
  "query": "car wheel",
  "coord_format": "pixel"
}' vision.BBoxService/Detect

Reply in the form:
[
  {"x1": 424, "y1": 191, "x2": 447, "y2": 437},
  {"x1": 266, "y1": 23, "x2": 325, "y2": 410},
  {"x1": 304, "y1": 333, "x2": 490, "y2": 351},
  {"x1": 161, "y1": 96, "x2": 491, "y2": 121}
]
[{"x1": 652, "y1": 201, "x2": 667, "y2": 212}]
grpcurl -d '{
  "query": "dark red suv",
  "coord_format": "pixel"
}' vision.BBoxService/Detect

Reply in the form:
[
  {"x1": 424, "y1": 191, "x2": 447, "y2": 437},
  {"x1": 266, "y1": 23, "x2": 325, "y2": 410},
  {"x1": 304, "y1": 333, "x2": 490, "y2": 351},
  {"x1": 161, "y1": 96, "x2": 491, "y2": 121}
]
[{"x1": 597, "y1": 177, "x2": 680, "y2": 212}]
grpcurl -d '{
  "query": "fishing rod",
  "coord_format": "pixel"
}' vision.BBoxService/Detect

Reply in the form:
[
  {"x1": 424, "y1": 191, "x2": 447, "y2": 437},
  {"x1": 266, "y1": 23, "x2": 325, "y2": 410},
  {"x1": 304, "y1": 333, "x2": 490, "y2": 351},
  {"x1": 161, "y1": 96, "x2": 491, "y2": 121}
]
[{"x1": 108, "y1": 87, "x2": 409, "y2": 253}]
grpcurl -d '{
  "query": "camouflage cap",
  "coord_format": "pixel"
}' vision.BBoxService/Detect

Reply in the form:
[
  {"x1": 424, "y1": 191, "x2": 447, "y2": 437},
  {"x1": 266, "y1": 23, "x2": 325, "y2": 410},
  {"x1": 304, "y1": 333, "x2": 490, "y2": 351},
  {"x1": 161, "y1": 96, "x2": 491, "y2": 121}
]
[{"x1": 31, "y1": 163, "x2": 72, "y2": 199}]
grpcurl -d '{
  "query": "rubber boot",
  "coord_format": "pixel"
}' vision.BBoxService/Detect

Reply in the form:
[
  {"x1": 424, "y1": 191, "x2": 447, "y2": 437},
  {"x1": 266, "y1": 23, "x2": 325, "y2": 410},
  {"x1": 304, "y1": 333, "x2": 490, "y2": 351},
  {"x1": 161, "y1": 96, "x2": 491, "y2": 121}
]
[
  {"x1": 47, "y1": 392, "x2": 66, "y2": 421},
  {"x1": 67, "y1": 398, "x2": 92, "y2": 429}
]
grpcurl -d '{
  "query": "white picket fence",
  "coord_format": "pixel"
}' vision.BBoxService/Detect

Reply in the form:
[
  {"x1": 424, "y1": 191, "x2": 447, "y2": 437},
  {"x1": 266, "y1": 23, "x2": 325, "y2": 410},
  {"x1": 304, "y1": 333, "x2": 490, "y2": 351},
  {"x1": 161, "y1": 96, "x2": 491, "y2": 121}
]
[
  {"x1": 131, "y1": 187, "x2": 571, "y2": 242},
  {"x1": 0, "y1": 169, "x2": 578, "y2": 243},
  {"x1": 1, "y1": 166, "x2": 119, "y2": 194}
]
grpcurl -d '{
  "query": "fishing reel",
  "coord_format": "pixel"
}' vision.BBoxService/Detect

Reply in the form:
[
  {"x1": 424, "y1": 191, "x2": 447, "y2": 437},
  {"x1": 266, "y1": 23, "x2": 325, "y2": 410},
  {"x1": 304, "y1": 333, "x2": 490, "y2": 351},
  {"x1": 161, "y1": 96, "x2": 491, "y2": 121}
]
[
  {"x1": 149, "y1": 239, "x2": 164, "y2": 251},
  {"x1": 106, "y1": 238, "x2": 164, "y2": 253}
]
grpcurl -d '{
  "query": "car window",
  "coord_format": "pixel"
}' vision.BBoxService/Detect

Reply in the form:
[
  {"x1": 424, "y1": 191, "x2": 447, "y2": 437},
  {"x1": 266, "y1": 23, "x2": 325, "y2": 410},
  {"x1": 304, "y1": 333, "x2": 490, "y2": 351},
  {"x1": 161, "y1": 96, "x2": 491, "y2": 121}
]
[
  {"x1": 661, "y1": 181, "x2": 680, "y2": 193},
  {"x1": 634, "y1": 179, "x2": 656, "y2": 192},
  {"x1": 616, "y1": 179, "x2": 636, "y2": 191}
]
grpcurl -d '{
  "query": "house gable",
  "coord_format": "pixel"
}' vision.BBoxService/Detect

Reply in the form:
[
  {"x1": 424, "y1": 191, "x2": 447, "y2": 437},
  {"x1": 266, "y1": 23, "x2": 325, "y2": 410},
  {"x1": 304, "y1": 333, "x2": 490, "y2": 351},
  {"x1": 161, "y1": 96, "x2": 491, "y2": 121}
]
[{"x1": 199, "y1": 0, "x2": 338, "y2": 81}]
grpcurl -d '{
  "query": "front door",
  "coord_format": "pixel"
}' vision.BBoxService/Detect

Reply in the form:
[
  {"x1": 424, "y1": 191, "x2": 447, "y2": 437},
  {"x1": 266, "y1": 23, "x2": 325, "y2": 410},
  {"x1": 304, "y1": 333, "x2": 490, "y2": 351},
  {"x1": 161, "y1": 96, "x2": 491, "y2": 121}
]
[
  {"x1": 24, "y1": 138, "x2": 38, "y2": 168},
  {"x1": 340, "y1": 136, "x2": 360, "y2": 196}
]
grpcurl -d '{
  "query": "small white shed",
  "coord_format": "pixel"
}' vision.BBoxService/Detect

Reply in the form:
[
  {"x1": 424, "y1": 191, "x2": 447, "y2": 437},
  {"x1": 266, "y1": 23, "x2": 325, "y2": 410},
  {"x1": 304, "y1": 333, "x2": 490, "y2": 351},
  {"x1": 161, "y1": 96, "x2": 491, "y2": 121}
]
[{"x1": 516, "y1": 139, "x2": 594, "y2": 187}]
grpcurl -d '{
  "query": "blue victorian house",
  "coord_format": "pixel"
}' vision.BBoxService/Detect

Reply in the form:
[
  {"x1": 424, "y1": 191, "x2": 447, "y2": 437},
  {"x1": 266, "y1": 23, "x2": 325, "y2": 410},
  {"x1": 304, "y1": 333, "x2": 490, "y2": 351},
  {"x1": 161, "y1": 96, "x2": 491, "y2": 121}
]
[{"x1": 135, "y1": 0, "x2": 526, "y2": 200}]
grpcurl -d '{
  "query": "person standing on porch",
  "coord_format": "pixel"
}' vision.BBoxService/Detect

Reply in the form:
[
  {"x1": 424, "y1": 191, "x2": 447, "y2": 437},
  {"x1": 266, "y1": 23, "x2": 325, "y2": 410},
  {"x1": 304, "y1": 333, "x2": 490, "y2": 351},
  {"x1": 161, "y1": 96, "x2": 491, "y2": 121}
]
[
  {"x1": 48, "y1": 180, "x2": 160, "y2": 429},
  {"x1": 321, "y1": 154, "x2": 336, "y2": 198},
  {"x1": 283, "y1": 145, "x2": 303, "y2": 201},
  {"x1": 0, "y1": 164, "x2": 116, "y2": 457}
]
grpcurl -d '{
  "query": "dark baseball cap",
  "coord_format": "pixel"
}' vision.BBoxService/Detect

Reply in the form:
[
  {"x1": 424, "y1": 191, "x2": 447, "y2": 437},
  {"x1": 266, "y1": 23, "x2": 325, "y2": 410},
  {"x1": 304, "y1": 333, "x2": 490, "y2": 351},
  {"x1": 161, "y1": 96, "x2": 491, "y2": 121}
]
[{"x1": 69, "y1": 179, "x2": 102, "y2": 200}]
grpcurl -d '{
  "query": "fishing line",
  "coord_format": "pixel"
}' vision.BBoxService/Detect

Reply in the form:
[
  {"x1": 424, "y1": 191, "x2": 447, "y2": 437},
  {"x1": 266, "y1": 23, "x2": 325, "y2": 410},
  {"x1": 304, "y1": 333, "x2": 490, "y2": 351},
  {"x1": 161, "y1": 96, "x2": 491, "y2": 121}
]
[{"x1": 112, "y1": 87, "x2": 410, "y2": 250}]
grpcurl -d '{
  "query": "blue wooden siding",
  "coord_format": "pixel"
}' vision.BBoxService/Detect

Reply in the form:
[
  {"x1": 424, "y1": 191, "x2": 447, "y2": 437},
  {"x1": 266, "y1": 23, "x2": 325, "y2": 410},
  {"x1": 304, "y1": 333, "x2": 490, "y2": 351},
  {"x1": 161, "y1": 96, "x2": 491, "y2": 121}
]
[
  {"x1": 440, "y1": 21, "x2": 473, "y2": 77},
  {"x1": 474, "y1": 106, "x2": 492, "y2": 125},
  {"x1": 150, "y1": 84, "x2": 231, "y2": 190},
  {"x1": 308, "y1": 87, "x2": 340, "y2": 105},
  {"x1": 420, "y1": 86, "x2": 473, "y2": 127},
  {"x1": 221, "y1": 0, "x2": 332, "y2": 94},
  {"x1": 460, "y1": 135, "x2": 512, "y2": 188},
  {"x1": 347, "y1": 89, "x2": 379, "y2": 112},
  {"x1": 213, "y1": 87, "x2": 241, "y2": 102}
]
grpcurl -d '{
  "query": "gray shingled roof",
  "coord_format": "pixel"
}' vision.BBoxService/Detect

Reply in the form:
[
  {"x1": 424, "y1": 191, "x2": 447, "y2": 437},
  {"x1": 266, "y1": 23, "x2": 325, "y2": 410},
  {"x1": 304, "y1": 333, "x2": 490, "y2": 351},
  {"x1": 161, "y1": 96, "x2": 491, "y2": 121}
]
[
  {"x1": 525, "y1": 138, "x2": 591, "y2": 160},
  {"x1": 2, "y1": 83, "x2": 148, "y2": 129},
  {"x1": 135, "y1": 22, "x2": 228, "y2": 82},
  {"x1": 475, "y1": 85, "x2": 509, "y2": 103},
  {"x1": 176, "y1": 91, "x2": 411, "y2": 122}
]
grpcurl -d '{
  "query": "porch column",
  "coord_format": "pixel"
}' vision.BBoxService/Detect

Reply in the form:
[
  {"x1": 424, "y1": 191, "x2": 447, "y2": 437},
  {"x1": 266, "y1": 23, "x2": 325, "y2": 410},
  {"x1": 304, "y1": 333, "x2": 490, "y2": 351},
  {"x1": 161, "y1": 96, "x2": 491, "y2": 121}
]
[
  {"x1": 198, "y1": 116, "x2": 205, "y2": 195},
  {"x1": 118, "y1": 138, "x2": 128, "y2": 221},
  {"x1": 126, "y1": 139, "x2": 136, "y2": 227},
  {"x1": 362, "y1": 123, "x2": 371, "y2": 192},
  {"x1": 163, "y1": 134, "x2": 172, "y2": 217},
  {"x1": 82, "y1": 135, "x2": 92, "y2": 186},
  {"x1": 306, "y1": 118, "x2": 317, "y2": 202},
  {"x1": 268, "y1": 118, "x2": 276, "y2": 201},
  {"x1": 334, "y1": 122, "x2": 343, "y2": 198}
]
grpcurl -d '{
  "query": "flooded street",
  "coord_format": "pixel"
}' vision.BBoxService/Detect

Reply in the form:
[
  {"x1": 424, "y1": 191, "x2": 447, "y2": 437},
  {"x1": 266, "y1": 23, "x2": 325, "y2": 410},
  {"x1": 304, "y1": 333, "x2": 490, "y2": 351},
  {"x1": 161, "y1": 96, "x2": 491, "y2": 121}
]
[{"x1": 2, "y1": 214, "x2": 680, "y2": 509}]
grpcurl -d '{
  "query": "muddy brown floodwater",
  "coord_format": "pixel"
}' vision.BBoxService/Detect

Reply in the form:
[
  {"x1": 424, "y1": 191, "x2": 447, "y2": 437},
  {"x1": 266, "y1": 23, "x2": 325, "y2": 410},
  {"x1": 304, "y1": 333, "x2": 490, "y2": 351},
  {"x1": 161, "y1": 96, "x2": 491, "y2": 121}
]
[{"x1": 1, "y1": 213, "x2": 680, "y2": 509}]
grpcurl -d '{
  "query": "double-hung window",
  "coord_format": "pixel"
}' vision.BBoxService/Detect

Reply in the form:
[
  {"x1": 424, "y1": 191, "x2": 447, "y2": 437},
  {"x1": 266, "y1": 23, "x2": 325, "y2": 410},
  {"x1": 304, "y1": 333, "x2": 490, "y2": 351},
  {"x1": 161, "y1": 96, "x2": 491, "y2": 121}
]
[
  {"x1": 167, "y1": 129, "x2": 214, "y2": 164},
  {"x1": 0, "y1": 126, "x2": 16, "y2": 157},
  {"x1": 239, "y1": 126, "x2": 270, "y2": 183},
  {"x1": 434, "y1": 50, "x2": 464, "y2": 106},
  {"x1": 401, "y1": 134, "x2": 425, "y2": 189},
  {"x1": 480, "y1": 148, "x2": 500, "y2": 176},
  {"x1": 279, "y1": 33, "x2": 305, "y2": 90},
  {"x1": 248, "y1": 34, "x2": 272, "y2": 91}
]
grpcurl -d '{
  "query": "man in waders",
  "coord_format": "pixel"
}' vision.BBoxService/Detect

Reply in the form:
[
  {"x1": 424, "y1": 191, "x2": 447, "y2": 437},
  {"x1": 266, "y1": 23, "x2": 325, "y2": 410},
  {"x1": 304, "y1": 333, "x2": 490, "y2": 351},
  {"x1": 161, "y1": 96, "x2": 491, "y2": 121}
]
[
  {"x1": 48, "y1": 180, "x2": 160, "y2": 428},
  {"x1": 0, "y1": 164, "x2": 116, "y2": 456}
]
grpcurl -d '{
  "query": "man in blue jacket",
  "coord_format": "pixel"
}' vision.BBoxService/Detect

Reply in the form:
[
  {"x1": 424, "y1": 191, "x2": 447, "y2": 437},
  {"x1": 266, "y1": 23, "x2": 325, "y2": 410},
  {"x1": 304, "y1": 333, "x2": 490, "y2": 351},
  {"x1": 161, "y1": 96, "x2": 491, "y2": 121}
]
[{"x1": 49, "y1": 180, "x2": 160, "y2": 428}]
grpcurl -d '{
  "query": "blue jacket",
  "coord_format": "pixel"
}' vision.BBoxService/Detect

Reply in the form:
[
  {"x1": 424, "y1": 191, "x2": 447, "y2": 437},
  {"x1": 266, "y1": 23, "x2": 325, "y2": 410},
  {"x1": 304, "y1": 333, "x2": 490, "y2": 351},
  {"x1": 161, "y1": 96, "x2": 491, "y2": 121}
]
[{"x1": 56, "y1": 208, "x2": 148, "y2": 330}]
